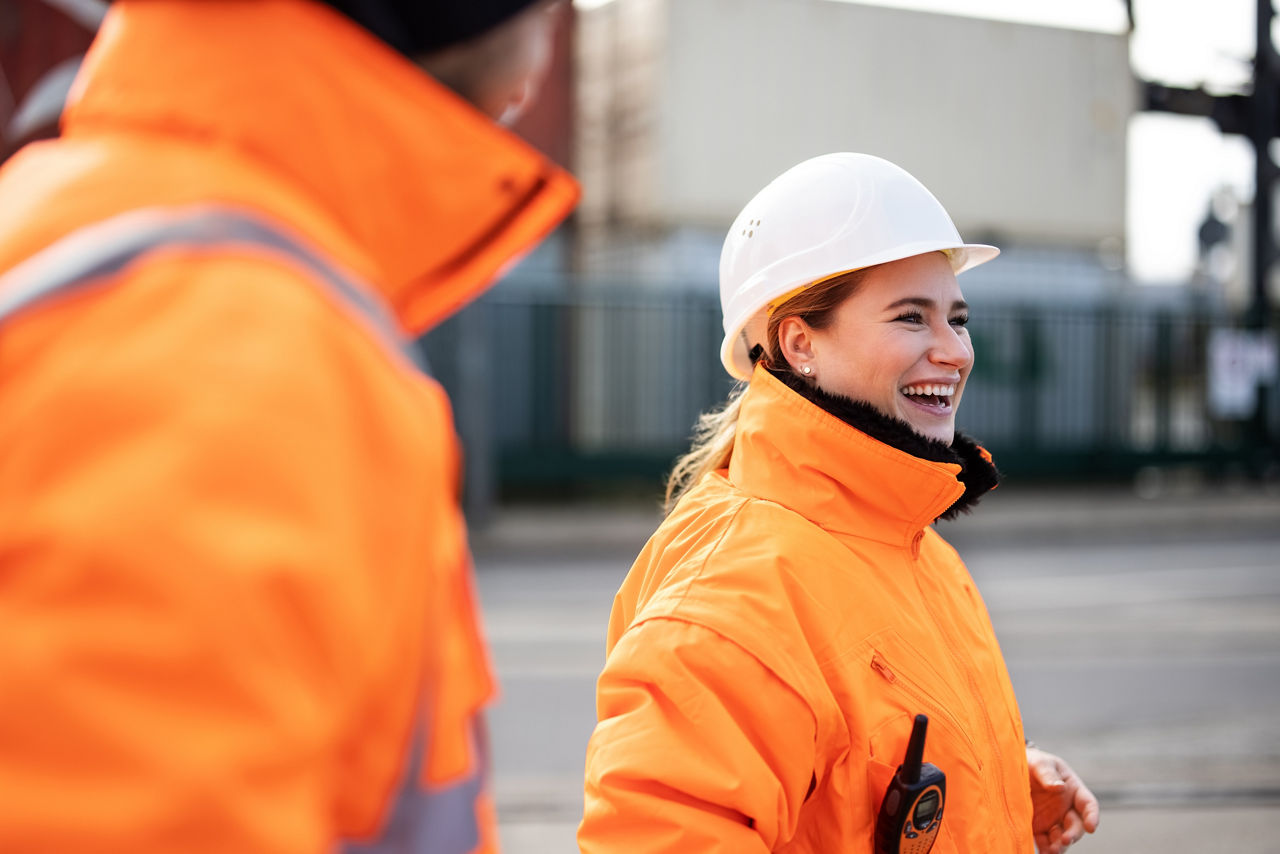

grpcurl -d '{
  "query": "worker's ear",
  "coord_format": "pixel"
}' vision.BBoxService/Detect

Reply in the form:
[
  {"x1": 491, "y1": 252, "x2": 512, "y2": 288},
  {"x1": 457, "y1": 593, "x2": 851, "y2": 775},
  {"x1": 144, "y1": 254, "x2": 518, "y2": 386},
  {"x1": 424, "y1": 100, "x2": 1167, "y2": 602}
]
[
  {"x1": 777, "y1": 316, "x2": 817, "y2": 375},
  {"x1": 417, "y1": 0, "x2": 563, "y2": 123}
]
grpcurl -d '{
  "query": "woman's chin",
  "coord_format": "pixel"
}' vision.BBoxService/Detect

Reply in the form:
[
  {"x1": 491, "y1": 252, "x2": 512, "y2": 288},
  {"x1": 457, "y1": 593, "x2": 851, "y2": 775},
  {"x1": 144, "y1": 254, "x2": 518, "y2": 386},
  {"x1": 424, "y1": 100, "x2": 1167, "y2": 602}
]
[{"x1": 905, "y1": 417, "x2": 955, "y2": 445}]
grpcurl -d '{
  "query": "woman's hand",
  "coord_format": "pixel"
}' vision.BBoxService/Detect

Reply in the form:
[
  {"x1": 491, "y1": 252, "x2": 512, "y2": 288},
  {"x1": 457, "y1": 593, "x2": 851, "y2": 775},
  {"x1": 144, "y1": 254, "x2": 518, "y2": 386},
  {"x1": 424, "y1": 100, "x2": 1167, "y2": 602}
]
[{"x1": 1026, "y1": 745, "x2": 1100, "y2": 854}]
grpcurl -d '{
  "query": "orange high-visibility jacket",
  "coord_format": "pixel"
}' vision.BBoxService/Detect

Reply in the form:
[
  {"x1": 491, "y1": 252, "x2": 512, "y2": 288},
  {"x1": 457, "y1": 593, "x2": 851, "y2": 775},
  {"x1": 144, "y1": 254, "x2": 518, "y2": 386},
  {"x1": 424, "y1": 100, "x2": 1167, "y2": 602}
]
[
  {"x1": 580, "y1": 367, "x2": 1034, "y2": 853},
  {"x1": 0, "y1": 1, "x2": 577, "y2": 851}
]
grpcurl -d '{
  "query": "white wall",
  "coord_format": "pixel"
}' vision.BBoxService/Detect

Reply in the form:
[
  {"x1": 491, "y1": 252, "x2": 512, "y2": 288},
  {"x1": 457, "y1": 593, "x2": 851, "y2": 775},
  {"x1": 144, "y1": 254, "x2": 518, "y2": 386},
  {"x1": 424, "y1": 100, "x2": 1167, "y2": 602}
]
[{"x1": 581, "y1": 0, "x2": 1133, "y2": 249}]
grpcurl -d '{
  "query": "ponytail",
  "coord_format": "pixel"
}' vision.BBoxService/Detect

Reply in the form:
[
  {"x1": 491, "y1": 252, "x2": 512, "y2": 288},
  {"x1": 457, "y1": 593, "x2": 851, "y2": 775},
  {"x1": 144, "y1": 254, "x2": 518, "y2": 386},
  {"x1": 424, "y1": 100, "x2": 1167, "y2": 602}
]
[{"x1": 663, "y1": 384, "x2": 747, "y2": 514}]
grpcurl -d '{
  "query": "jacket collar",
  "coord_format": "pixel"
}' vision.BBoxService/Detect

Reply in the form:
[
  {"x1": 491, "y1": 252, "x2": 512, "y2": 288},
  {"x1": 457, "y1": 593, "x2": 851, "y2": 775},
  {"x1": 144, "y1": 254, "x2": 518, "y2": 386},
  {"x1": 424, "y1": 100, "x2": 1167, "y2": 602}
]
[
  {"x1": 64, "y1": 0, "x2": 579, "y2": 334},
  {"x1": 727, "y1": 366, "x2": 996, "y2": 547}
]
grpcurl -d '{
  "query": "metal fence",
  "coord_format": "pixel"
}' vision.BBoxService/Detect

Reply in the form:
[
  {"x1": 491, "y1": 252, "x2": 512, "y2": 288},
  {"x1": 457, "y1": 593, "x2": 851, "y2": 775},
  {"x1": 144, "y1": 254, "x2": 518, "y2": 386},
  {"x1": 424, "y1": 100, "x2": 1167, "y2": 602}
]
[{"x1": 422, "y1": 284, "x2": 1279, "y2": 509}]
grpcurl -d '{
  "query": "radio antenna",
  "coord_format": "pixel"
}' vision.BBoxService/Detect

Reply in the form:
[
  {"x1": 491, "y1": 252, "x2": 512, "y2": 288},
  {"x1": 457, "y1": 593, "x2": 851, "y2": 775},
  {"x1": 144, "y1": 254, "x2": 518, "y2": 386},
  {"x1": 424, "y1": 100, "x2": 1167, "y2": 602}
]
[{"x1": 903, "y1": 715, "x2": 928, "y2": 784}]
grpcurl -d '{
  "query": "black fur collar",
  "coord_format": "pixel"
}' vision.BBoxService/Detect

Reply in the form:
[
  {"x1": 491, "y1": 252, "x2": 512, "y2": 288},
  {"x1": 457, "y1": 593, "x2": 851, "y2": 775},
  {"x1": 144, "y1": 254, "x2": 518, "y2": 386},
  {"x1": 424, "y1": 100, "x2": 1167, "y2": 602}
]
[{"x1": 769, "y1": 368, "x2": 1001, "y2": 521}]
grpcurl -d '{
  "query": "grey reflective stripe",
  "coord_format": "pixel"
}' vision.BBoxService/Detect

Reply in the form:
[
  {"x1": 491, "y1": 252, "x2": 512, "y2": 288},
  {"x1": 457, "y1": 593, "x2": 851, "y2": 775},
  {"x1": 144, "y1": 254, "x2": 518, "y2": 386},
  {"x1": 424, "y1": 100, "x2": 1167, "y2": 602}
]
[
  {"x1": 345, "y1": 723, "x2": 486, "y2": 854},
  {"x1": 0, "y1": 205, "x2": 428, "y2": 374}
]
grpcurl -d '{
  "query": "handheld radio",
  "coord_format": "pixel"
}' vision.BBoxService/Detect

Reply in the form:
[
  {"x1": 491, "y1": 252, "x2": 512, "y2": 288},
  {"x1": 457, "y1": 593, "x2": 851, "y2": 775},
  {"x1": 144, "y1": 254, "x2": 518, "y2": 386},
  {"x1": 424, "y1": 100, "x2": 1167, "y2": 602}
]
[{"x1": 874, "y1": 714, "x2": 946, "y2": 854}]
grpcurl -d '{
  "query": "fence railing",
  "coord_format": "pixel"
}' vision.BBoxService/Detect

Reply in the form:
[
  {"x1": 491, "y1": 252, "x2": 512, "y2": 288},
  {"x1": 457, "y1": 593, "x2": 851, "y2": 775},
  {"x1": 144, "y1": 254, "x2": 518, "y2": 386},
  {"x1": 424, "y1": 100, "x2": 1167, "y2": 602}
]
[{"x1": 422, "y1": 284, "x2": 1279, "y2": 511}]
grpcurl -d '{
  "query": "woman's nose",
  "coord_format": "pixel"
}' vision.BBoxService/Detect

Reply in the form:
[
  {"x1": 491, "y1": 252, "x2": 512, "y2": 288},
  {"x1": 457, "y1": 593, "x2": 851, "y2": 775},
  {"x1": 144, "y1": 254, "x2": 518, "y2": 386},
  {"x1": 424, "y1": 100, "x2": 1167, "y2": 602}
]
[{"x1": 930, "y1": 325, "x2": 973, "y2": 369}]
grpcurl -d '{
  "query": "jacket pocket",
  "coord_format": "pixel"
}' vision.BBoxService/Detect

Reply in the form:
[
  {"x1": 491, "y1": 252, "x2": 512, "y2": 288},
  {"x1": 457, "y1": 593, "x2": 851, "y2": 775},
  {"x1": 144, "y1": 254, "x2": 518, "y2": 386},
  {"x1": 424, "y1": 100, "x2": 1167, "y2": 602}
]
[
  {"x1": 862, "y1": 629, "x2": 977, "y2": 764},
  {"x1": 866, "y1": 750, "x2": 965, "y2": 854},
  {"x1": 859, "y1": 630, "x2": 998, "y2": 853}
]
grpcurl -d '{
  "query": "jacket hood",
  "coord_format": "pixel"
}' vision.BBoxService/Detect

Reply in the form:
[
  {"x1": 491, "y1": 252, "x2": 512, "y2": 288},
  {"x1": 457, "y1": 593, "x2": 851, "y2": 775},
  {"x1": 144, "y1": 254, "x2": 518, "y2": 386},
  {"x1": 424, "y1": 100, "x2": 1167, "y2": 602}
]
[
  {"x1": 728, "y1": 366, "x2": 999, "y2": 546},
  {"x1": 61, "y1": 0, "x2": 579, "y2": 334}
]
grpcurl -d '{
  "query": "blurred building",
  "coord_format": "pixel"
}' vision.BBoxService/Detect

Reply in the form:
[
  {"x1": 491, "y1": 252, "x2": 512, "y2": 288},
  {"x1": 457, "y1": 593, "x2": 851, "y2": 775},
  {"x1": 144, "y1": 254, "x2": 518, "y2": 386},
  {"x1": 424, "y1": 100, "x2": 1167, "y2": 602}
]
[
  {"x1": 570, "y1": 0, "x2": 1135, "y2": 299},
  {"x1": 431, "y1": 0, "x2": 1272, "y2": 502}
]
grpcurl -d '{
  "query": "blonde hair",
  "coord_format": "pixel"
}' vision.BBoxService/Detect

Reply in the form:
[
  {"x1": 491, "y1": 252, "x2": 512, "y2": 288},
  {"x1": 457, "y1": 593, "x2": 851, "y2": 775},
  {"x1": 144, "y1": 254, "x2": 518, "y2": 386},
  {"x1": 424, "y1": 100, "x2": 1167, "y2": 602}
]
[{"x1": 663, "y1": 268, "x2": 868, "y2": 512}]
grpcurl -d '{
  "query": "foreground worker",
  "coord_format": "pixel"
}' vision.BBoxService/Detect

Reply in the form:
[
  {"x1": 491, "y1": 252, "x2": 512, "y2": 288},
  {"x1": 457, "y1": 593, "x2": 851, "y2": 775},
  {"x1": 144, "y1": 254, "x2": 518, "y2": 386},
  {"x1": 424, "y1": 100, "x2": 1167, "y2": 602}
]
[
  {"x1": 580, "y1": 153, "x2": 1099, "y2": 853},
  {"x1": 0, "y1": 1, "x2": 577, "y2": 851}
]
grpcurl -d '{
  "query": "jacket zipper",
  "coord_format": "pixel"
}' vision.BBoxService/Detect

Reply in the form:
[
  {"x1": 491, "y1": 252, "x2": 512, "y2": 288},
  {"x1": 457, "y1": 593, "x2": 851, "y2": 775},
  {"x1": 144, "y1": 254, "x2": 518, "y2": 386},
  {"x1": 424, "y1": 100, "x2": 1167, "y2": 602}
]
[
  {"x1": 869, "y1": 651, "x2": 980, "y2": 761},
  {"x1": 909, "y1": 532, "x2": 1023, "y2": 850}
]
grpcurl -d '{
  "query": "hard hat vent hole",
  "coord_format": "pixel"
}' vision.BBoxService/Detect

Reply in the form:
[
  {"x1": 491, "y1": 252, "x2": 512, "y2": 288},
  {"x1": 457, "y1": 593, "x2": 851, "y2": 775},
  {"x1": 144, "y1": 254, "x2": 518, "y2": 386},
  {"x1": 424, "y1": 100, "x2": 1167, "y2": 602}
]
[{"x1": 742, "y1": 219, "x2": 761, "y2": 238}]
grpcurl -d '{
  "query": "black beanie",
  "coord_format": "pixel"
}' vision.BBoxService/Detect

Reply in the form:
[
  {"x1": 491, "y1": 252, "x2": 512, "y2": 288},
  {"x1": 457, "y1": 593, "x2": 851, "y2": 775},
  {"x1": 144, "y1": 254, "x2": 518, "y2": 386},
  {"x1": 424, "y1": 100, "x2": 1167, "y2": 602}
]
[{"x1": 318, "y1": 0, "x2": 544, "y2": 56}]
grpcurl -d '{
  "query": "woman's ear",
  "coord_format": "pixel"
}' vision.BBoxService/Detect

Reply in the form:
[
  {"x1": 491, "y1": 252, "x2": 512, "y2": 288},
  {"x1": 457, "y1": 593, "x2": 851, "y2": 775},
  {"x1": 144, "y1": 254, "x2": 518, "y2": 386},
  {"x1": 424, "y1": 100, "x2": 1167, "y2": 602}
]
[{"x1": 777, "y1": 316, "x2": 817, "y2": 375}]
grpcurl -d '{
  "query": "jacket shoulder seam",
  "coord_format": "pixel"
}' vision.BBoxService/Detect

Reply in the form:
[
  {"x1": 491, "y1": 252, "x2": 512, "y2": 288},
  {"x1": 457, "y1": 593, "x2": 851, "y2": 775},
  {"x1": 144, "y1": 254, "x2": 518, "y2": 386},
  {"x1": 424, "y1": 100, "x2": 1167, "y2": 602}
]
[
  {"x1": 665, "y1": 494, "x2": 753, "y2": 616},
  {"x1": 627, "y1": 612, "x2": 822, "y2": 735}
]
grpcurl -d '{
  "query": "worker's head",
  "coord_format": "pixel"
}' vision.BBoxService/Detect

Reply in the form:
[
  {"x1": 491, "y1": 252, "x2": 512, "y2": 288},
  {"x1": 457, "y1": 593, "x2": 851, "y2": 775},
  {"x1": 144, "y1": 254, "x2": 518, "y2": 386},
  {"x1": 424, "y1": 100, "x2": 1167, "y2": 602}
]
[
  {"x1": 318, "y1": 0, "x2": 565, "y2": 124},
  {"x1": 718, "y1": 153, "x2": 999, "y2": 443}
]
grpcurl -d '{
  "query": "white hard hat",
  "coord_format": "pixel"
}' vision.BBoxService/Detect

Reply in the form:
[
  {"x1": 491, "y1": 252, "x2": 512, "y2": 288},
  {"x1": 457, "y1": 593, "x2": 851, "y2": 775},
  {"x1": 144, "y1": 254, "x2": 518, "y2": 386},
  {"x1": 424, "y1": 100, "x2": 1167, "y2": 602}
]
[{"x1": 718, "y1": 152, "x2": 999, "y2": 380}]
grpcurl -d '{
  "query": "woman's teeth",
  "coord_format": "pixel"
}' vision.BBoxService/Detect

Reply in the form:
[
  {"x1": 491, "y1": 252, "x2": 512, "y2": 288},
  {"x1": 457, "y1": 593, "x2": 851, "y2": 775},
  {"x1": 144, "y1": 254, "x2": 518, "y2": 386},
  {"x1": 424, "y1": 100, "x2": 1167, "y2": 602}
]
[{"x1": 900, "y1": 383, "x2": 955, "y2": 398}]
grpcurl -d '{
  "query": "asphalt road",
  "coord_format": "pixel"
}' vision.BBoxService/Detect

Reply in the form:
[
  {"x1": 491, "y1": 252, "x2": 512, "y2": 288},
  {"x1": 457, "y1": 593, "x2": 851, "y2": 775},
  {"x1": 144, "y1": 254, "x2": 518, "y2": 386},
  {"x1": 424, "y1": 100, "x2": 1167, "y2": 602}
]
[{"x1": 472, "y1": 486, "x2": 1280, "y2": 853}]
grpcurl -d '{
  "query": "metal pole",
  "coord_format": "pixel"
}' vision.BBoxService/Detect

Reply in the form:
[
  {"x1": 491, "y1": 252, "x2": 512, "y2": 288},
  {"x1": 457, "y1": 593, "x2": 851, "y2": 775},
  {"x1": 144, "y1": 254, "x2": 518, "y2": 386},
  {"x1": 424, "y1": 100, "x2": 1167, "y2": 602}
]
[
  {"x1": 1252, "y1": 0, "x2": 1277, "y2": 329},
  {"x1": 1252, "y1": 0, "x2": 1277, "y2": 451}
]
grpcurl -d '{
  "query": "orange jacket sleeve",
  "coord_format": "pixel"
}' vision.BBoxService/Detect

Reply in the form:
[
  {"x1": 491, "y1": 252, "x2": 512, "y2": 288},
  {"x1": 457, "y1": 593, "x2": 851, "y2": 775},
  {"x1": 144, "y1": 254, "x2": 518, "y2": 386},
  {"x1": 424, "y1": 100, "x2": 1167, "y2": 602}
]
[
  {"x1": 580, "y1": 617, "x2": 819, "y2": 853},
  {"x1": 0, "y1": 255, "x2": 458, "y2": 852}
]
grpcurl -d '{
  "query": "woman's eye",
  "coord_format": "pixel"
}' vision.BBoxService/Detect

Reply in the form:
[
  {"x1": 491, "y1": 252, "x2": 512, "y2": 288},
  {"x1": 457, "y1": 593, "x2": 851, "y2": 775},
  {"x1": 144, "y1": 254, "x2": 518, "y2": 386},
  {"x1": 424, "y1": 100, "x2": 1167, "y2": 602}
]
[
  {"x1": 895, "y1": 311, "x2": 925, "y2": 324},
  {"x1": 950, "y1": 315, "x2": 969, "y2": 327}
]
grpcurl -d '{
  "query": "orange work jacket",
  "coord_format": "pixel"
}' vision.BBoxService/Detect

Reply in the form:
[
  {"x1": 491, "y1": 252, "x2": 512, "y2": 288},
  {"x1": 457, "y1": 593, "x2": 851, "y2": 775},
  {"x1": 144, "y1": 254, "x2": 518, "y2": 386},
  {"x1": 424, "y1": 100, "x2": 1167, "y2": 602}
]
[
  {"x1": 0, "y1": 1, "x2": 577, "y2": 851},
  {"x1": 580, "y1": 366, "x2": 1034, "y2": 853}
]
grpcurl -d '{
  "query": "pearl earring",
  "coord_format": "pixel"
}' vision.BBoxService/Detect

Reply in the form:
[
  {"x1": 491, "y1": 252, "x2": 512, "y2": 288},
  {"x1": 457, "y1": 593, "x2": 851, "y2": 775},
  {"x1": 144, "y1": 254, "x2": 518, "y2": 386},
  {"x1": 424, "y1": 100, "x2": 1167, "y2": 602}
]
[{"x1": 801, "y1": 365, "x2": 813, "y2": 375}]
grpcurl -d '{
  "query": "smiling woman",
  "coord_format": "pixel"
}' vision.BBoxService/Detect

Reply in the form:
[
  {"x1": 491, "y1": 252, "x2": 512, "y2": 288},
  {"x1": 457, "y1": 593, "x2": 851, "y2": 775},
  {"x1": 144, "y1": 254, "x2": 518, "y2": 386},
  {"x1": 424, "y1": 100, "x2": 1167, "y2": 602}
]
[
  {"x1": 663, "y1": 153, "x2": 997, "y2": 511},
  {"x1": 579, "y1": 153, "x2": 1100, "y2": 854}
]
